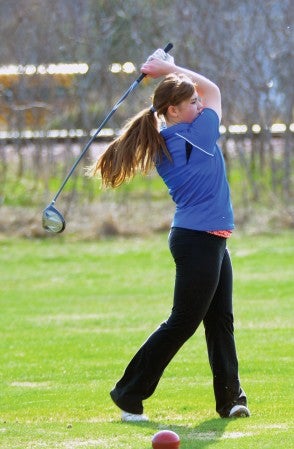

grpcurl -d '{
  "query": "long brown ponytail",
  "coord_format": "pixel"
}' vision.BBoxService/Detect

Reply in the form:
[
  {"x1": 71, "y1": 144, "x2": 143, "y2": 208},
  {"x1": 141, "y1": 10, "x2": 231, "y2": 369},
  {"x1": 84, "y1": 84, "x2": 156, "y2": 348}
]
[
  {"x1": 88, "y1": 108, "x2": 169, "y2": 188},
  {"x1": 88, "y1": 73, "x2": 196, "y2": 188}
]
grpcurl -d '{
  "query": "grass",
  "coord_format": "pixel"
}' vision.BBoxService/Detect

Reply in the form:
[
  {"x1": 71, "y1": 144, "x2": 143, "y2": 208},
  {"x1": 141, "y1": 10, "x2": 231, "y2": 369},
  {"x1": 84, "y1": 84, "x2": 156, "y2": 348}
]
[{"x1": 0, "y1": 231, "x2": 293, "y2": 448}]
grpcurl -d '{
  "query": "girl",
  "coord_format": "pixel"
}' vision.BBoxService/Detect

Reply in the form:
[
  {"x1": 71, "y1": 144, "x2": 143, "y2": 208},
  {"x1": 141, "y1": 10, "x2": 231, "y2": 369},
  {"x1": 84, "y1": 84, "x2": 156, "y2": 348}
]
[{"x1": 89, "y1": 49, "x2": 250, "y2": 421}]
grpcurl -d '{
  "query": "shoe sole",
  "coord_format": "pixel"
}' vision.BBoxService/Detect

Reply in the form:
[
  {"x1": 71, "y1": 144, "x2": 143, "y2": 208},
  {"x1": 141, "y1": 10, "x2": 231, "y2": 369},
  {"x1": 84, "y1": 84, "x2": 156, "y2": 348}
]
[{"x1": 121, "y1": 412, "x2": 149, "y2": 422}]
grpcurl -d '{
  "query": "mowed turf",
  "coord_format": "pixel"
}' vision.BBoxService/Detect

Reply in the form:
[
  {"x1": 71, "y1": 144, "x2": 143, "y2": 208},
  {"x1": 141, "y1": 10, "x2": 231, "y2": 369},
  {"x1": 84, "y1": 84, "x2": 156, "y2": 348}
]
[{"x1": 0, "y1": 231, "x2": 293, "y2": 448}]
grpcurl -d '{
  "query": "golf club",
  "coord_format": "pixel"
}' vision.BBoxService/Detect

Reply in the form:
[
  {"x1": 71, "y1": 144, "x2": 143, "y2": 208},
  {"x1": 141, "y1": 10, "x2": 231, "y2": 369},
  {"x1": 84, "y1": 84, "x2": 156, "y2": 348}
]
[{"x1": 42, "y1": 42, "x2": 173, "y2": 234}]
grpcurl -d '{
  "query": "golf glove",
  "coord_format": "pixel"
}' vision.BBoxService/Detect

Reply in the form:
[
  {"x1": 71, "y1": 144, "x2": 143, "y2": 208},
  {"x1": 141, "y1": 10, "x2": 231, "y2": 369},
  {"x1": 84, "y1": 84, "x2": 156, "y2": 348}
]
[{"x1": 147, "y1": 48, "x2": 174, "y2": 64}]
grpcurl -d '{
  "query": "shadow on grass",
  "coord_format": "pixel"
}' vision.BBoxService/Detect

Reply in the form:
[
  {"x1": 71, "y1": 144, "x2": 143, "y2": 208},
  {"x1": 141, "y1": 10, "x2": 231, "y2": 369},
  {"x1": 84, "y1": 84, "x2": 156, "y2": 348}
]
[{"x1": 112, "y1": 417, "x2": 230, "y2": 448}]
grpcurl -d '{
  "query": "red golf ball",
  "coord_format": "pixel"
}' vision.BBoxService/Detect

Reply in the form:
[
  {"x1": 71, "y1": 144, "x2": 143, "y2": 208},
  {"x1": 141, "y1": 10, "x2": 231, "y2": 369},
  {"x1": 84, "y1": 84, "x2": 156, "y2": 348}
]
[{"x1": 152, "y1": 430, "x2": 180, "y2": 449}]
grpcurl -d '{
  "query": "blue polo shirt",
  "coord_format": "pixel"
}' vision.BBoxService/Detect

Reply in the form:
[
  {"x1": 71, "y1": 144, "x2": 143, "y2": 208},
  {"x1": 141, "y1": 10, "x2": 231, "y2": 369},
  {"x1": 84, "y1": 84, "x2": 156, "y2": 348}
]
[{"x1": 156, "y1": 108, "x2": 234, "y2": 231}]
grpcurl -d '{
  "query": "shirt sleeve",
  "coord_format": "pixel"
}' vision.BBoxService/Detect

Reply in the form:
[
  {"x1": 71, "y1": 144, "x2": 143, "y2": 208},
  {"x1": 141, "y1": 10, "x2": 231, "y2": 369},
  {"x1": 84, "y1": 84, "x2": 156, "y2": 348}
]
[{"x1": 188, "y1": 108, "x2": 220, "y2": 153}]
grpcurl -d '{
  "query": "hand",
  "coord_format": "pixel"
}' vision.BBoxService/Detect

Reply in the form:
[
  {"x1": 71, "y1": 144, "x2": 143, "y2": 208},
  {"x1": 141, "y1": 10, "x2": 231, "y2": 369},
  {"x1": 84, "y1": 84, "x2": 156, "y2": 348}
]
[
  {"x1": 147, "y1": 48, "x2": 175, "y2": 64},
  {"x1": 141, "y1": 53, "x2": 176, "y2": 79}
]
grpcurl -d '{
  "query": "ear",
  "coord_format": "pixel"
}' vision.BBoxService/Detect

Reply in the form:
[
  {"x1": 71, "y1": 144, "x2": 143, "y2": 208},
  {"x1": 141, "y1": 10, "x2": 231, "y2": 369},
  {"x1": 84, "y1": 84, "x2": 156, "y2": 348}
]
[{"x1": 167, "y1": 105, "x2": 179, "y2": 118}]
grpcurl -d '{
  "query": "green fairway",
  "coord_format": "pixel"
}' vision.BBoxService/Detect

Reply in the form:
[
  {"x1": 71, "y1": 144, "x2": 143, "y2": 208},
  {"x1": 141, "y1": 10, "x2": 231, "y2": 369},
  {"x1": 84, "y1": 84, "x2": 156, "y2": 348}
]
[{"x1": 0, "y1": 231, "x2": 293, "y2": 448}]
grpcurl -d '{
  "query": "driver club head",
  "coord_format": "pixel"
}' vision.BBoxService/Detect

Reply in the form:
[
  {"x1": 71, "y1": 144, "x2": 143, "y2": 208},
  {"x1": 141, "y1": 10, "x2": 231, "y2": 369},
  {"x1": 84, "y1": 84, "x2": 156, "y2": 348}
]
[{"x1": 42, "y1": 204, "x2": 66, "y2": 233}]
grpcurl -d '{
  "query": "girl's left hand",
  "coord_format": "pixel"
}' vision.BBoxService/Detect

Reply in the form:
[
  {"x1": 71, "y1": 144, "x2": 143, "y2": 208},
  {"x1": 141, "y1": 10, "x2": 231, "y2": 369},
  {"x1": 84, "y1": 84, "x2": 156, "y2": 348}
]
[{"x1": 147, "y1": 48, "x2": 174, "y2": 64}]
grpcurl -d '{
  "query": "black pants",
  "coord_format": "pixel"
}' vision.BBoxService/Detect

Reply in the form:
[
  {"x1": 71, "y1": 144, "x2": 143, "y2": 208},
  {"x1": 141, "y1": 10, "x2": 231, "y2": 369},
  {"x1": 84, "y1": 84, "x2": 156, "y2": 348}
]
[{"x1": 110, "y1": 228, "x2": 247, "y2": 417}]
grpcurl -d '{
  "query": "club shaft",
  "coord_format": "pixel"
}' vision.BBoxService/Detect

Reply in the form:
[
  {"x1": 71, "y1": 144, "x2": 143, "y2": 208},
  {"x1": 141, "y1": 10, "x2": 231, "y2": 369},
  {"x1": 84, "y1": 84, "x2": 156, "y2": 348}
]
[{"x1": 52, "y1": 43, "x2": 173, "y2": 203}]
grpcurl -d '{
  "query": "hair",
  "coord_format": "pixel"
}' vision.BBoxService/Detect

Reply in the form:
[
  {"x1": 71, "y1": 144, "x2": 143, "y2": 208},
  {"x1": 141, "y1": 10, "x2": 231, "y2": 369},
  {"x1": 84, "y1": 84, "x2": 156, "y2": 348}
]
[{"x1": 88, "y1": 73, "x2": 197, "y2": 188}]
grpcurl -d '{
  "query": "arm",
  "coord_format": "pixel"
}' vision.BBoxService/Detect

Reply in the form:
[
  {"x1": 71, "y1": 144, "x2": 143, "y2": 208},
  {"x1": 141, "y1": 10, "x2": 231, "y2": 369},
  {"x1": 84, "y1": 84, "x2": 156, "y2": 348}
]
[{"x1": 141, "y1": 58, "x2": 222, "y2": 120}]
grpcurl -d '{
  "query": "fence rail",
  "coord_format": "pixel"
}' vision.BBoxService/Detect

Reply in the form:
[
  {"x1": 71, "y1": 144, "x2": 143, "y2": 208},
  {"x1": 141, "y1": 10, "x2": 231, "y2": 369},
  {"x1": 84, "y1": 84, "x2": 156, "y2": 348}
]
[{"x1": 0, "y1": 123, "x2": 293, "y2": 142}]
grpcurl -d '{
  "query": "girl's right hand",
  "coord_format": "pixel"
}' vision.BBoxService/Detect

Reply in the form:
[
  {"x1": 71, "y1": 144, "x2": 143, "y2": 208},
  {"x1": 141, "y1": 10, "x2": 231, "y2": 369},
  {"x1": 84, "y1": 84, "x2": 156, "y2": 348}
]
[
  {"x1": 141, "y1": 48, "x2": 175, "y2": 78},
  {"x1": 141, "y1": 58, "x2": 176, "y2": 79}
]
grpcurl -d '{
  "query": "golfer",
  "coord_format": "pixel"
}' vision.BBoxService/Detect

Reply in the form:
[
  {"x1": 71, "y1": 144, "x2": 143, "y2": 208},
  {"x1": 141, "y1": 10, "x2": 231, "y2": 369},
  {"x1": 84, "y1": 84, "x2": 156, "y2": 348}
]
[{"x1": 90, "y1": 49, "x2": 250, "y2": 421}]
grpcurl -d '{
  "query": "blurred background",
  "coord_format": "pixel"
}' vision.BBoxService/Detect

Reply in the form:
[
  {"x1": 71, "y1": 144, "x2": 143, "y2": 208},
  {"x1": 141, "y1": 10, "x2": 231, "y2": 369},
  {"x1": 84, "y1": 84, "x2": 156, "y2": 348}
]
[{"x1": 0, "y1": 0, "x2": 293, "y2": 238}]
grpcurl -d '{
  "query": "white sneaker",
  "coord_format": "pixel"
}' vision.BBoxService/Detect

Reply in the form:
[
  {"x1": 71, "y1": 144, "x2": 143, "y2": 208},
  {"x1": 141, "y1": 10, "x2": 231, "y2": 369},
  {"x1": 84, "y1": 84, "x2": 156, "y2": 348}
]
[
  {"x1": 121, "y1": 410, "x2": 149, "y2": 422},
  {"x1": 229, "y1": 404, "x2": 250, "y2": 418}
]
